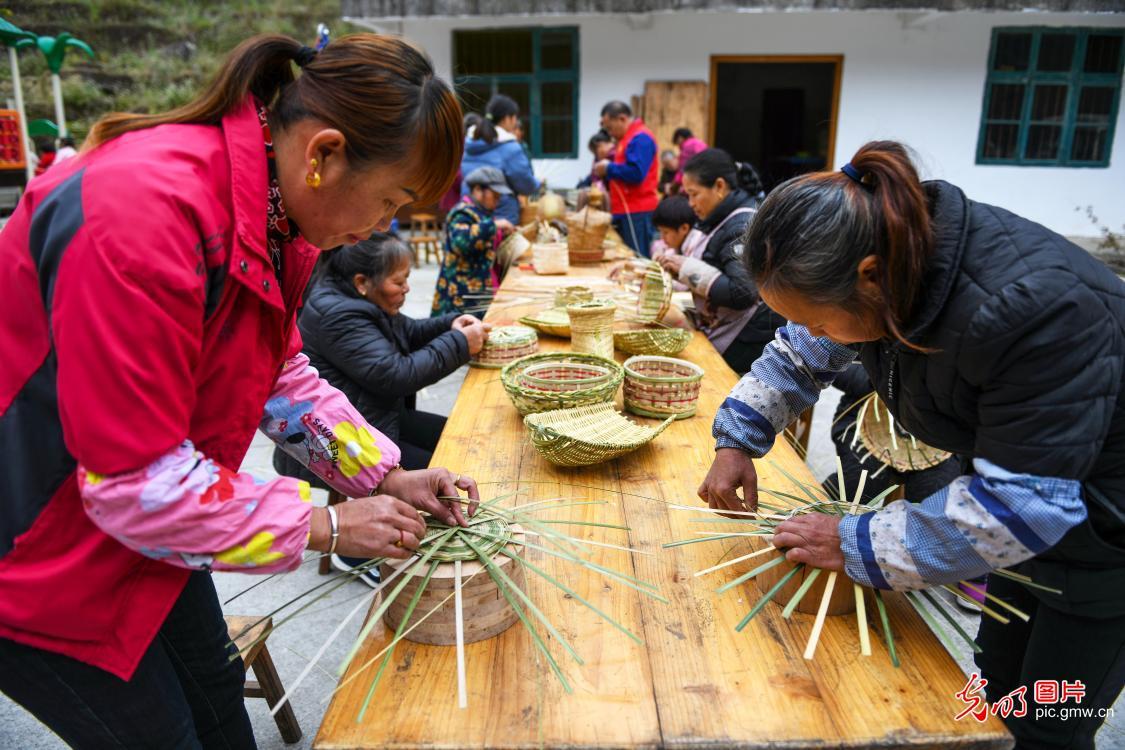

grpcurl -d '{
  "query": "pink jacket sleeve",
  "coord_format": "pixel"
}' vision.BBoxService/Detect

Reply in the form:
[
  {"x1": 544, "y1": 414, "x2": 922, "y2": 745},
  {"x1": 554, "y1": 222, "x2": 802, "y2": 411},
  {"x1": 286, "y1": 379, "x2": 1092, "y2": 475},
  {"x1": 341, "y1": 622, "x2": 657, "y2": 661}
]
[
  {"x1": 260, "y1": 353, "x2": 402, "y2": 497},
  {"x1": 79, "y1": 441, "x2": 314, "y2": 573}
]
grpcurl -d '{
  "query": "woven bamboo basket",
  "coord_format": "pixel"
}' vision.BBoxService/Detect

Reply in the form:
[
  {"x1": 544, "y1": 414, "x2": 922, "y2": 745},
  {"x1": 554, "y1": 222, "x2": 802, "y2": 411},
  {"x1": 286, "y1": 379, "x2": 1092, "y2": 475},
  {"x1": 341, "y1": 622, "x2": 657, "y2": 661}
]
[
  {"x1": 520, "y1": 201, "x2": 539, "y2": 226},
  {"x1": 497, "y1": 232, "x2": 531, "y2": 271},
  {"x1": 501, "y1": 352, "x2": 623, "y2": 416},
  {"x1": 566, "y1": 206, "x2": 611, "y2": 263},
  {"x1": 636, "y1": 262, "x2": 673, "y2": 323},
  {"x1": 567, "y1": 299, "x2": 617, "y2": 360},
  {"x1": 517, "y1": 307, "x2": 571, "y2": 338},
  {"x1": 859, "y1": 394, "x2": 952, "y2": 472},
  {"x1": 623, "y1": 355, "x2": 705, "y2": 420},
  {"x1": 524, "y1": 403, "x2": 674, "y2": 467},
  {"x1": 553, "y1": 285, "x2": 594, "y2": 308},
  {"x1": 532, "y1": 242, "x2": 570, "y2": 275},
  {"x1": 614, "y1": 327, "x2": 692, "y2": 356},
  {"x1": 470, "y1": 325, "x2": 539, "y2": 369}
]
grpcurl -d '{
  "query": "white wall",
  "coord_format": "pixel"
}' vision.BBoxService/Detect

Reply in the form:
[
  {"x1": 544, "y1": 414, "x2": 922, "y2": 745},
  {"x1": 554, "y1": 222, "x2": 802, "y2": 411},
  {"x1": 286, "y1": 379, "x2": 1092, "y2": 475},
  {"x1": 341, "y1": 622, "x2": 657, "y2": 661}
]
[{"x1": 401, "y1": 10, "x2": 1125, "y2": 236}]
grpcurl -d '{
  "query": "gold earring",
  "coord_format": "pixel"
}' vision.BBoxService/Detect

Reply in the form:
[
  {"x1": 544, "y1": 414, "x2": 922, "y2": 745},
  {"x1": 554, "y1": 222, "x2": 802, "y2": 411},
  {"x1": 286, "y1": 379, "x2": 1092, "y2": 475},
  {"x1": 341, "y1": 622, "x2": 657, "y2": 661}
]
[{"x1": 306, "y1": 158, "x2": 321, "y2": 188}]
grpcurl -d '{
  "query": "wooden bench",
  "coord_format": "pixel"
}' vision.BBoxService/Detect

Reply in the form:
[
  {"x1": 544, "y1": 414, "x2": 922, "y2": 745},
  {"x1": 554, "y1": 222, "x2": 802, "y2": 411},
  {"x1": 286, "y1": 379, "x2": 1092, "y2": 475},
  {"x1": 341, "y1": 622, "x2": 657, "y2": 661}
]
[{"x1": 226, "y1": 615, "x2": 302, "y2": 745}]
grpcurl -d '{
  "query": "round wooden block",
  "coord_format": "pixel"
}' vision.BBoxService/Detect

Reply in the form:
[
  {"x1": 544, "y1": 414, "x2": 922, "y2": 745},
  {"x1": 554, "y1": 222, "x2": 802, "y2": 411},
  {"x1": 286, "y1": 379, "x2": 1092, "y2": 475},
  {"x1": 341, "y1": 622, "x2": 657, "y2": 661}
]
[
  {"x1": 379, "y1": 528, "x2": 527, "y2": 646},
  {"x1": 756, "y1": 556, "x2": 855, "y2": 616}
]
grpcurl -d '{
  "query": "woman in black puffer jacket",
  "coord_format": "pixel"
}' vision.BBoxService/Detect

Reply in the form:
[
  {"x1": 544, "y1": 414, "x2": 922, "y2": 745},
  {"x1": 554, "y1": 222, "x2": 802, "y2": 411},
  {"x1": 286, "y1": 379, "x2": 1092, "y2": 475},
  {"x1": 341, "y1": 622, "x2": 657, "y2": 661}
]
[
  {"x1": 702, "y1": 141, "x2": 1125, "y2": 750},
  {"x1": 657, "y1": 148, "x2": 785, "y2": 374},
  {"x1": 276, "y1": 234, "x2": 485, "y2": 478}
]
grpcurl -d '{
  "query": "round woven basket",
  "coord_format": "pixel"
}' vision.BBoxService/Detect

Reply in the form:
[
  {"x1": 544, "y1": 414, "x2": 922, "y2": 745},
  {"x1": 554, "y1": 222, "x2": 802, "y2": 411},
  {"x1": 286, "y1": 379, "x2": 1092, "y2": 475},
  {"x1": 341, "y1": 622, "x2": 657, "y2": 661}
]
[
  {"x1": 470, "y1": 325, "x2": 539, "y2": 369},
  {"x1": 567, "y1": 299, "x2": 617, "y2": 360},
  {"x1": 566, "y1": 206, "x2": 611, "y2": 263},
  {"x1": 524, "y1": 403, "x2": 673, "y2": 467},
  {"x1": 501, "y1": 352, "x2": 623, "y2": 416},
  {"x1": 532, "y1": 242, "x2": 569, "y2": 275},
  {"x1": 614, "y1": 327, "x2": 692, "y2": 356},
  {"x1": 553, "y1": 285, "x2": 594, "y2": 308},
  {"x1": 858, "y1": 395, "x2": 952, "y2": 472},
  {"x1": 518, "y1": 307, "x2": 571, "y2": 338},
  {"x1": 623, "y1": 355, "x2": 705, "y2": 420}
]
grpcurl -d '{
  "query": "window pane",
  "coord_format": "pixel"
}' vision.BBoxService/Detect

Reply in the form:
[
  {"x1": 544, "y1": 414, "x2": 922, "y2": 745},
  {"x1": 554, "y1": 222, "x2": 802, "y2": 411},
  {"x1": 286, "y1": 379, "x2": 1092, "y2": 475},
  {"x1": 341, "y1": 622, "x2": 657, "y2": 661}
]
[
  {"x1": 1037, "y1": 33, "x2": 1076, "y2": 72},
  {"x1": 988, "y1": 83, "x2": 1026, "y2": 120},
  {"x1": 1085, "y1": 34, "x2": 1123, "y2": 74},
  {"x1": 1071, "y1": 126, "x2": 1108, "y2": 162},
  {"x1": 540, "y1": 30, "x2": 574, "y2": 71},
  {"x1": 541, "y1": 119, "x2": 573, "y2": 155},
  {"x1": 1077, "y1": 86, "x2": 1115, "y2": 124},
  {"x1": 994, "y1": 32, "x2": 1032, "y2": 72},
  {"x1": 541, "y1": 81, "x2": 574, "y2": 117},
  {"x1": 983, "y1": 123, "x2": 1019, "y2": 159},
  {"x1": 1031, "y1": 85, "x2": 1068, "y2": 122},
  {"x1": 1025, "y1": 124, "x2": 1062, "y2": 160},
  {"x1": 454, "y1": 30, "x2": 533, "y2": 75}
]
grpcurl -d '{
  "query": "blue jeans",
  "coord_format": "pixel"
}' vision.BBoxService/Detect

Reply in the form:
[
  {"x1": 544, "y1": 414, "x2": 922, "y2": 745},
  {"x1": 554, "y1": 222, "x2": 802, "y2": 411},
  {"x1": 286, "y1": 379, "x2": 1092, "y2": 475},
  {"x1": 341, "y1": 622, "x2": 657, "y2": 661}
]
[
  {"x1": 613, "y1": 212, "x2": 655, "y2": 258},
  {"x1": 0, "y1": 570, "x2": 256, "y2": 749}
]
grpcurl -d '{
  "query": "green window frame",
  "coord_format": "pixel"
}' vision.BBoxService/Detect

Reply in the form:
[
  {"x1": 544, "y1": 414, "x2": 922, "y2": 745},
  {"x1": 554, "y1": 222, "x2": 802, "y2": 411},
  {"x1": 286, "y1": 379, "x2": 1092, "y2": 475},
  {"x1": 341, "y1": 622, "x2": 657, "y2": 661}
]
[
  {"x1": 452, "y1": 26, "x2": 580, "y2": 159},
  {"x1": 977, "y1": 27, "x2": 1124, "y2": 167}
]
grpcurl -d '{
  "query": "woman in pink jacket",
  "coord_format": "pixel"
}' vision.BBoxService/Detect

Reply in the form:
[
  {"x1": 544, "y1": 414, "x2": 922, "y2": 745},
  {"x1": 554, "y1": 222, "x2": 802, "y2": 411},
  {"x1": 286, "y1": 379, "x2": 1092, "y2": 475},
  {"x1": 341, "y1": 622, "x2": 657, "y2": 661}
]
[{"x1": 0, "y1": 34, "x2": 472, "y2": 747}]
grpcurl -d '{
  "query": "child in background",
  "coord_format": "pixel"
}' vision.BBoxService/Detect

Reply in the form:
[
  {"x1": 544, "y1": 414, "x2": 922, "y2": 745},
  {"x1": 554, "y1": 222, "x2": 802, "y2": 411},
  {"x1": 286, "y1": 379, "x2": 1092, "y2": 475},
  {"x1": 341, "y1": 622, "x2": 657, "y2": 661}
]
[{"x1": 650, "y1": 194, "x2": 695, "y2": 261}]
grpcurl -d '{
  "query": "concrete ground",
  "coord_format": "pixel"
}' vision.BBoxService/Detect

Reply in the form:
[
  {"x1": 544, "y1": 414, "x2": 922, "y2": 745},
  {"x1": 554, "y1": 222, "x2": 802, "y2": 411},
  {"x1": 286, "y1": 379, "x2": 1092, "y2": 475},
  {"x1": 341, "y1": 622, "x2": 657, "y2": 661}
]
[{"x1": 2, "y1": 258, "x2": 1121, "y2": 749}]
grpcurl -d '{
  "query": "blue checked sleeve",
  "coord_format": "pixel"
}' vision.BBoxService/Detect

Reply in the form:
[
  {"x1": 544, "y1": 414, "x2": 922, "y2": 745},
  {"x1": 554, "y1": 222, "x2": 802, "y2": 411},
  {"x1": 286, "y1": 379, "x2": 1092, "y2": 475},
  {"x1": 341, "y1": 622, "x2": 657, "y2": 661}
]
[
  {"x1": 838, "y1": 458, "x2": 1086, "y2": 590},
  {"x1": 713, "y1": 323, "x2": 858, "y2": 456}
]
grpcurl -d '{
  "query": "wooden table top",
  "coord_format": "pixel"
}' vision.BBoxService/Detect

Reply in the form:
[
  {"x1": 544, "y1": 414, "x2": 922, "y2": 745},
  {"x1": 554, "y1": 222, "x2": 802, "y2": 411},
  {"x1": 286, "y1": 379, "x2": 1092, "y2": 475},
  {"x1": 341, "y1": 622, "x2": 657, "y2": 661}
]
[{"x1": 315, "y1": 261, "x2": 1012, "y2": 749}]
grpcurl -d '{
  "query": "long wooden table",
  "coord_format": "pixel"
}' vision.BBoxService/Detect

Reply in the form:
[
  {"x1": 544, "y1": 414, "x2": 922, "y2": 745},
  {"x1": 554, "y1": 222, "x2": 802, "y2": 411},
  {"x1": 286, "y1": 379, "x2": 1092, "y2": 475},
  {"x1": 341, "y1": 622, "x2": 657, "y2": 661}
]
[{"x1": 315, "y1": 262, "x2": 1011, "y2": 749}]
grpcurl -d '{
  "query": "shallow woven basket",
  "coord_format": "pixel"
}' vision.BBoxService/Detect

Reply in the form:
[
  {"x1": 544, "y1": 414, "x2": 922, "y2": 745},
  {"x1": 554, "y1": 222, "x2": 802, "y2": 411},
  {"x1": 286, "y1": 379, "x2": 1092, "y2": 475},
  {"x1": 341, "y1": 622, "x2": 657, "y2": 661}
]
[
  {"x1": 524, "y1": 403, "x2": 674, "y2": 467},
  {"x1": 470, "y1": 325, "x2": 539, "y2": 369},
  {"x1": 859, "y1": 395, "x2": 952, "y2": 472},
  {"x1": 518, "y1": 307, "x2": 572, "y2": 338},
  {"x1": 614, "y1": 327, "x2": 692, "y2": 356},
  {"x1": 501, "y1": 352, "x2": 623, "y2": 416},
  {"x1": 497, "y1": 232, "x2": 531, "y2": 270},
  {"x1": 553, "y1": 285, "x2": 594, "y2": 308},
  {"x1": 532, "y1": 242, "x2": 570, "y2": 275},
  {"x1": 567, "y1": 299, "x2": 617, "y2": 360},
  {"x1": 636, "y1": 262, "x2": 673, "y2": 323},
  {"x1": 623, "y1": 355, "x2": 705, "y2": 420},
  {"x1": 566, "y1": 206, "x2": 611, "y2": 263}
]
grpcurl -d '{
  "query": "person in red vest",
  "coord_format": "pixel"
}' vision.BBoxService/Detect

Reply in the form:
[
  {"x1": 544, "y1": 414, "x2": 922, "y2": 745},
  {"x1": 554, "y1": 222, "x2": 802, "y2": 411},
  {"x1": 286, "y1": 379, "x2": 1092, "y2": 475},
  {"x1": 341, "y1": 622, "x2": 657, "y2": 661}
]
[{"x1": 593, "y1": 100, "x2": 659, "y2": 257}]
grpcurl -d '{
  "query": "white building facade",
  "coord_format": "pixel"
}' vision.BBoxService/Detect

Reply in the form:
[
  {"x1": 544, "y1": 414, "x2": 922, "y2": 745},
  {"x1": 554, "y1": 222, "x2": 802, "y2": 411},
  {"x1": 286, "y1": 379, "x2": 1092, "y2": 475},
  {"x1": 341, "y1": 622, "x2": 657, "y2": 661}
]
[{"x1": 344, "y1": 1, "x2": 1125, "y2": 236}]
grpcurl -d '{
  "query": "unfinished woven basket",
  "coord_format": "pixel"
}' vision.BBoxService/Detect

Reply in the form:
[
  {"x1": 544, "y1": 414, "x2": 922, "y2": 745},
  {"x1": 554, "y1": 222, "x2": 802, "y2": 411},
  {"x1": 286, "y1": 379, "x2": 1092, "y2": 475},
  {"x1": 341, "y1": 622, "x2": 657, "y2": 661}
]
[
  {"x1": 858, "y1": 394, "x2": 952, "y2": 472},
  {"x1": 501, "y1": 352, "x2": 623, "y2": 416},
  {"x1": 614, "y1": 327, "x2": 692, "y2": 356},
  {"x1": 623, "y1": 355, "x2": 705, "y2": 420},
  {"x1": 532, "y1": 241, "x2": 569, "y2": 275},
  {"x1": 566, "y1": 206, "x2": 611, "y2": 263},
  {"x1": 518, "y1": 307, "x2": 572, "y2": 338},
  {"x1": 470, "y1": 325, "x2": 539, "y2": 369},
  {"x1": 567, "y1": 299, "x2": 617, "y2": 360},
  {"x1": 497, "y1": 232, "x2": 531, "y2": 271},
  {"x1": 524, "y1": 403, "x2": 674, "y2": 467},
  {"x1": 636, "y1": 262, "x2": 673, "y2": 324},
  {"x1": 553, "y1": 285, "x2": 595, "y2": 308}
]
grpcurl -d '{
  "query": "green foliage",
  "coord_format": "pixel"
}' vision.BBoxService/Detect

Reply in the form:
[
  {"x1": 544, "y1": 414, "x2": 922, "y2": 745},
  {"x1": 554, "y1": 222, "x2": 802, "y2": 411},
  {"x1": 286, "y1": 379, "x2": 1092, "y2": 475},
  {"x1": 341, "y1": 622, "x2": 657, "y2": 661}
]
[{"x1": 0, "y1": 0, "x2": 356, "y2": 139}]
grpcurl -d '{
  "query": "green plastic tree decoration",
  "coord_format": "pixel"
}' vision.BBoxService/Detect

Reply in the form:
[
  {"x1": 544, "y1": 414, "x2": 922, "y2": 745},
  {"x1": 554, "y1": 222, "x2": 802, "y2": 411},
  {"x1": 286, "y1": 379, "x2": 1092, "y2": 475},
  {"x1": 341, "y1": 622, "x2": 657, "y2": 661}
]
[
  {"x1": 0, "y1": 18, "x2": 37, "y2": 178},
  {"x1": 18, "y1": 32, "x2": 95, "y2": 138}
]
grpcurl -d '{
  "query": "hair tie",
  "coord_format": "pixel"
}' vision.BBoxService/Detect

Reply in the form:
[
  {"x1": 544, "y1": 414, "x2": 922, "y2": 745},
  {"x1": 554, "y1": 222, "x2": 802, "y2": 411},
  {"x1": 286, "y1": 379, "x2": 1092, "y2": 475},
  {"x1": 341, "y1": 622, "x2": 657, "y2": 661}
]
[
  {"x1": 841, "y1": 162, "x2": 872, "y2": 189},
  {"x1": 485, "y1": 112, "x2": 494, "y2": 121},
  {"x1": 294, "y1": 46, "x2": 318, "y2": 68}
]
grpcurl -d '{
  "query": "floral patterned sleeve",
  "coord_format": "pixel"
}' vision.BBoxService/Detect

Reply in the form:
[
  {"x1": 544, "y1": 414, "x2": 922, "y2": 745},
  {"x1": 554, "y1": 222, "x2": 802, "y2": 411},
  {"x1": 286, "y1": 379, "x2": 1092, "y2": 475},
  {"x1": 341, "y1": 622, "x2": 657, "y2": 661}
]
[
  {"x1": 260, "y1": 352, "x2": 402, "y2": 496},
  {"x1": 79, "y1": 442, "x2": 314, "y2": 573}
]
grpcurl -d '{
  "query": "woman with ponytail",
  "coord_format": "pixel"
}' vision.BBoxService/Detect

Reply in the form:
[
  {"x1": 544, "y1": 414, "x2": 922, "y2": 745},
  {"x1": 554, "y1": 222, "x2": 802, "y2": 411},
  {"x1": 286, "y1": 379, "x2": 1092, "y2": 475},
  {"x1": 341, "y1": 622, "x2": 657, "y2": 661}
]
[
  {"x1": 657, "y1": 147, "x2": 783, "y2": 373},
  {"x1": 701, "y1": 141, "x2": 1125, "y2": 749},
  {"x1": 459, "y1": 94, "x2": 541, "y2": 225},
  {"x1": 0, "y1": 34, "x2": 477, "y2": 746}
]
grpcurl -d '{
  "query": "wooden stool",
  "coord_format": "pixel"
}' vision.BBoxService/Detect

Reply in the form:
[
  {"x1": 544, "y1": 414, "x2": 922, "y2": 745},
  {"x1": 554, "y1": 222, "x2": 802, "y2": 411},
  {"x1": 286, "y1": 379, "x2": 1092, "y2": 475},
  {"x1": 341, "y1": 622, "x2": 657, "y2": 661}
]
[
  {"x1": 318, "y1": 489, "x2": 346, "y2": 575},
  {"x1": 226, "y1": 615, "x2": 302, "y2": 745},
  {"x1": 408, "y1": 212, "x2": 441, "y2": 266}
]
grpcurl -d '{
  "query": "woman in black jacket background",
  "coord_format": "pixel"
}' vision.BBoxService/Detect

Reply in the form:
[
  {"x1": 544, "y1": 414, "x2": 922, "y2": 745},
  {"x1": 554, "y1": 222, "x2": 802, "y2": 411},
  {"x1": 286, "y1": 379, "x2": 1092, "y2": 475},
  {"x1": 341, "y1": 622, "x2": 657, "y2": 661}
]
[
  {"x1": 656, "y1": 148, "x2": 785, "y2": 374},
  {"x1": 275, "y1": 234, "x2": 487, "y2": 577}
]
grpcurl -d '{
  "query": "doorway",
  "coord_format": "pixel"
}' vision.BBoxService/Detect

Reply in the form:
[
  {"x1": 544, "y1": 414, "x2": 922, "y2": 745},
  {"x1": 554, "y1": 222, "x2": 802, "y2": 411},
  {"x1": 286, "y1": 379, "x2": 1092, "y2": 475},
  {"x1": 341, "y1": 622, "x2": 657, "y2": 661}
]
[{"x1": 709, "y1": 55, "x2": 842, "y2": 192}]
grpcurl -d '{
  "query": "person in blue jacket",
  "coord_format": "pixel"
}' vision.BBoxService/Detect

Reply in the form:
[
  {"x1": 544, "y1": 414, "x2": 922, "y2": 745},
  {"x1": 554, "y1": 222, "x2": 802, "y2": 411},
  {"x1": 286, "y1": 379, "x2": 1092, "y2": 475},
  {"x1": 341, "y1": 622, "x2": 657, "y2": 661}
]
[{"x1": 460, "y1": 94, "x2": 540, "y2": 225}]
